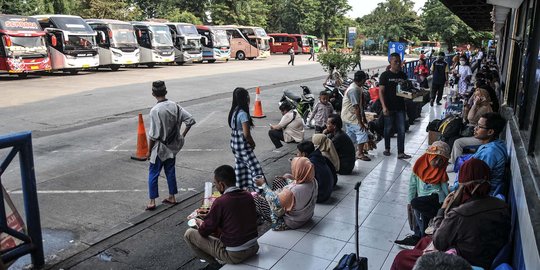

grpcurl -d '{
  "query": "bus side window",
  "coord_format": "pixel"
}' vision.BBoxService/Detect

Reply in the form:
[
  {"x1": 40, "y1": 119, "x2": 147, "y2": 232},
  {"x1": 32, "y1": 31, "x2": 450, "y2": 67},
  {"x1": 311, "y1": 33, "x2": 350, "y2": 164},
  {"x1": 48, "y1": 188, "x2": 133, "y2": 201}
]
[
  {"x1": 0, "y1": 35, "x2": 6, "y2": 57},
  {"x1": 137, "y1": 30, "x2": 151, "y2": 49},
  {"x1": 49, "y1": 32, "x2": 63, "y2": 51}
]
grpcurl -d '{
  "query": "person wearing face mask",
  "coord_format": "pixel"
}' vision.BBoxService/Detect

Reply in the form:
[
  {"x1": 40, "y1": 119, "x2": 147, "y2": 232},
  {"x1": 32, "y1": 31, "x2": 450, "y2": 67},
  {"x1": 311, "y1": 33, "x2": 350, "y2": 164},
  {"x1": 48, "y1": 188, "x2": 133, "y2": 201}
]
[
  {"x1": 184, "y1": 165, "x2": 259, "y2": 269},
  {"x1": 394, "y1": 141, "x2": 451, "y2": 247},
  {"x1": 429, "y1": 52, "x2": 449, "y2": 106},
  {"x1": 454, "y1": 56, "x2": 472, "y2": 95}
]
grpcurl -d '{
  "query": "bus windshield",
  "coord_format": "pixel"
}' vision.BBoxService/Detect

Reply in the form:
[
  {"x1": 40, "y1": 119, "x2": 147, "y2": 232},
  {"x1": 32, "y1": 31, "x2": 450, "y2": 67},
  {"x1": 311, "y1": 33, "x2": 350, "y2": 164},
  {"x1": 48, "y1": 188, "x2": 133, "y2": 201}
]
[
  {"x1": 65, "y1": 35, "x2": 95, "y2": 50},
  {"x1": 149, "y1": 25, "x2": 173, "y2": 47},
  {"x1": 179, "y1": 25, "x2": 198, "y2": 36},
  {"x1": 302, "y1": 37, "x2": 309, "y2": 47},
  {"x1": 110, "y1": 24, "x2": 137, "y2": 47},
  {"x1": 259, "y1": 38, "x2": 270, "y2": 51},
  {"x1": 5, "y1": 36, "x2": 47, "y2": 56},
  {"x1": 212, "y1": 29, "x2": 229, "y2": 48},
  {"x1": 51, "y1": 17, "x2": 94, "y2": 33},
  {"x1": 254, "y1": 28, "x2": 267, "y2": 37}
]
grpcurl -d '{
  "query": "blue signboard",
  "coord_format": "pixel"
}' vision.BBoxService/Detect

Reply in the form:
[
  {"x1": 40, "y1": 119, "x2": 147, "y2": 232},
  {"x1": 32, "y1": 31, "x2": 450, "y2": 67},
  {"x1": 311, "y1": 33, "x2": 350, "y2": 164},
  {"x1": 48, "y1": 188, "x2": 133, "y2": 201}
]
[
  {"x1": 347, "y1": 27, "x2": 357, "y2": 48},
  {"x1": 388, "y1": 42, "x2": 405, "y2": 62}
]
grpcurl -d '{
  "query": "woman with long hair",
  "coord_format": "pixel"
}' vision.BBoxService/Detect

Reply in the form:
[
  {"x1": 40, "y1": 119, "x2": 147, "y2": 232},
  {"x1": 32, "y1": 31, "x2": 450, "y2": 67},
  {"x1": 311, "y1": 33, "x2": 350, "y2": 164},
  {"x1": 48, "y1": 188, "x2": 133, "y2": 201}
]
[{"x1": 228, "y1": 87, "x2": 264, "y2": 190}]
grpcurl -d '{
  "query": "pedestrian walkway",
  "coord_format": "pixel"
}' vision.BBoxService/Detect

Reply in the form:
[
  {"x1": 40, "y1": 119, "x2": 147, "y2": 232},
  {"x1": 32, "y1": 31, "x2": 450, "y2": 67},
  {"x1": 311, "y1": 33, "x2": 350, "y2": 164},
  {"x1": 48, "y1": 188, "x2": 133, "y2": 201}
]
[{"x1": 221, "y1": 103, "x2": 447, "y2": 270}]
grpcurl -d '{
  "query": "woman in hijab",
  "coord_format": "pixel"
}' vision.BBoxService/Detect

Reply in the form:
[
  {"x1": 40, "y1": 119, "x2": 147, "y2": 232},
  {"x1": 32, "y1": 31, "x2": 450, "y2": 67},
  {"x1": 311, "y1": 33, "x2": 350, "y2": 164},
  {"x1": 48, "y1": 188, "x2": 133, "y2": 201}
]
[
  {"x1": 394, "y1": 141, "x2": 451, "y2": 247},
  {"x1": 391, "y1": 158, "x2": 510, "y2": 270},
  {"x1": 254, "y1": 157, "x2": 318, "y2": 231}
]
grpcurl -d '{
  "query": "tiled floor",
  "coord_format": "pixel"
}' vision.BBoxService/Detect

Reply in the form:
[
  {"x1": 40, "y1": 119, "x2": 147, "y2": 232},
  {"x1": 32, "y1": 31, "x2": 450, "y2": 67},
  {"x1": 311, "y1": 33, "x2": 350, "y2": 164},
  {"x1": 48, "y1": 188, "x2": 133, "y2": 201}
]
[{"x1": 221, "y1": 103, "x2": 447, "y2": 270}]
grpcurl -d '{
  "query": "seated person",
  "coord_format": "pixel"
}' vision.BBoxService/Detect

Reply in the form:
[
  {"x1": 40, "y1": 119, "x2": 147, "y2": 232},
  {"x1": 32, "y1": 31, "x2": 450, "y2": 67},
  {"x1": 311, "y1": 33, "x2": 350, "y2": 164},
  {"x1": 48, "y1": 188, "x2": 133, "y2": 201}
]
[
  {"x1": 253, "y1": 157, "x2": 318, "y2": 231},
  {"x1": 395, "y1": 141, "x2": 450, "y2": 247},
  {"x1": 268, "y1": 102, "x2": 305, "y2": 150},
  {"x1": 413, "y1": 251, "x2": 472, "y2": 270},
  {"x1": 297, "y1": 141, "x2": 334, "y2": 202},
  {"x1": 184, "y1": 165, "x2": 259, "y2": 268},
  {"x1": 323, "y1": 114, "x2": 356, "y2": 175},
  {"x1": 463, "y1": 88, "x2": 493, "y2": 126},
  {"x1": 312, "y1": 134, "x2": 339, "y2": 186},
  {"x1": 391, "y1": 158, "x2": 510, "y2": 270}
]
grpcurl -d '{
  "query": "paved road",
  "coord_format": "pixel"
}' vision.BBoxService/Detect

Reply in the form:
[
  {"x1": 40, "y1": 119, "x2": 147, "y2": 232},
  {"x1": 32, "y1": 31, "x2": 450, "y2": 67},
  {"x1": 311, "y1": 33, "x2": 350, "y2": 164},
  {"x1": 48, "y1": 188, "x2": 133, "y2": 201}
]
[{"x1": 0, "y1": 54, "x2": 394, "y2": 267}]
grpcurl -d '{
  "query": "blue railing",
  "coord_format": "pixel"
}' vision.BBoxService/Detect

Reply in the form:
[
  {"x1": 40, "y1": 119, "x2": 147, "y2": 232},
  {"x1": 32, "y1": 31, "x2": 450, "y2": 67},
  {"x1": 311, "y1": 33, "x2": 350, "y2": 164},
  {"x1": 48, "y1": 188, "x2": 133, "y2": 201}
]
[
  {"x1": 403, "y1": 55, "x2": 456, "y2": 80},
  {"x1": 0, "y1": 131, "x2": 44, "y2": 268}
]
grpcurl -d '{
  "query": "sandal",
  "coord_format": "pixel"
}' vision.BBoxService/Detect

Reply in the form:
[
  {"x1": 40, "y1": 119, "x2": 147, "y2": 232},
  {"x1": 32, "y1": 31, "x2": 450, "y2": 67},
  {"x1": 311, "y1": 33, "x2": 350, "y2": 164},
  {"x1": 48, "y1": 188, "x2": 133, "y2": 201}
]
[
  {"x1": 145, "y1": 205, "x2": 156, "y2": 211},
  {"x1": 357, "y1": 155, "x2": 371, "y2": 161},
  {"x1": 397, "y1": 153, "x2": 412, "y2": 159},
  {"x1": 162, "y1": 199, "x2": 178, "y2": 205},
  {"x1": 383, "y1": 150, "x2": 391, "y2": 156}
]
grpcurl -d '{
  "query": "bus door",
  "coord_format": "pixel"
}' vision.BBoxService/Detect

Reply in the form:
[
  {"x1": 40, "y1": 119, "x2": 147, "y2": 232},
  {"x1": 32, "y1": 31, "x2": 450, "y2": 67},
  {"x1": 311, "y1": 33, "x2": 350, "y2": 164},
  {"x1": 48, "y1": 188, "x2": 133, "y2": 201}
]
[
  {"x1": 135, "y1": 27, "x2": 152, "y2": 63},
  {"x1": 94, "y1": 27, "x2": 112, "y2": 66},
  {"x1": 45, "y1": 29, "x2": 66, "y2": 69}
]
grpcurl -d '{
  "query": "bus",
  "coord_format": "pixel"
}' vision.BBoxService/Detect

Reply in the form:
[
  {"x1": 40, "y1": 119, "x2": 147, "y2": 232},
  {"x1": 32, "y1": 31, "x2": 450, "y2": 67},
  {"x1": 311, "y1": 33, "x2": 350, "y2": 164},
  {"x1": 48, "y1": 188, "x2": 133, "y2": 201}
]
[
  {"x1": 0, "y1": 15, "x2": 51, "y2": 77},
  {"x1": 327, "y1": 37, "x2": 346, "y2": 51},
  {"x1": 33, "y1": 15, "x2": 99, "y2": 74},
  {"x1": 86, "y1": 19, "x2": 140, "y2": 71},
  {"x1": 268, "y1": 33, "x2": 297, "y2": 54},
  {"x1": 213, "y1": 25, "x2": 258, "y2": 60},
  {"x1": 196, "y1": 25, "x2": 230, "y2": 63},
  {"x1": 237, "y1": 26, "x2": 271, "y2": 59},
  {"x1": 304, "y1": 35, "x2": 321, "y2": 53},
  {"x1": 166, "y1": 22, "x2": 203, "y2": 65},
  {"x1": 289, "y1": 34, "x2": 310, "y2": 54},
  {"x1": 131, "y1": 21, "x2": 175, "y2": 67}
]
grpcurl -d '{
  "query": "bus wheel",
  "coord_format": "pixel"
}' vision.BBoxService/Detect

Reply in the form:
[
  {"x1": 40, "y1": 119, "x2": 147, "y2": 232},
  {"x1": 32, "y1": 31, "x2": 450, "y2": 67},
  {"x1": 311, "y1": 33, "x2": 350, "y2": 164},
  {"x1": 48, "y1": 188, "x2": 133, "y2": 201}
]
[
  {"x1": 208, "y1": 60, "x2": 216, "y2": 63},
  {"x1": 146, "y1": 63, "x2": 155, "y2": 68},
  {"x1": 17, "y1": 73, "x2": 28, "y2": 79},
  {"x1": 247, "y1": 57, "x2": 255, "y2": 60},
  {"x1": 110, "y1": 65, "x2": 120, "y2": 71},
  {"x1": 236, "y1": 51, "x2": 246, "y2": 60},
  {"x1": 176, "y1": 61, "x2": 184, "y2": 66}
]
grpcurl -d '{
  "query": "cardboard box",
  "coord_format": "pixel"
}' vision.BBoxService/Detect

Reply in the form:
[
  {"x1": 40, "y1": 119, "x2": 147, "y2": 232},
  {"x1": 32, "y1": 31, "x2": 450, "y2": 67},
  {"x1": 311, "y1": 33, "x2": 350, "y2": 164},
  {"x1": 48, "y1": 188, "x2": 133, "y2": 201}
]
[
  {"x1": 428, "y1": 131, "x2": 440, "y2": 145},
  {"x1": 397, "y1": 90, "x2": 423, "y2": 99}
]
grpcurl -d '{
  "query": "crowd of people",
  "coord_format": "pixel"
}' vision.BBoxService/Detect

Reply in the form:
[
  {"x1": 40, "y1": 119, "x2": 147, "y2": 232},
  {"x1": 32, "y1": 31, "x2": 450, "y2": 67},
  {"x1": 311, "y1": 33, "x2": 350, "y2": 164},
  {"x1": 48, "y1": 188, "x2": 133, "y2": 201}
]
[{"x1": 142, "y1": 45, "x2": 512, "y2": 269}]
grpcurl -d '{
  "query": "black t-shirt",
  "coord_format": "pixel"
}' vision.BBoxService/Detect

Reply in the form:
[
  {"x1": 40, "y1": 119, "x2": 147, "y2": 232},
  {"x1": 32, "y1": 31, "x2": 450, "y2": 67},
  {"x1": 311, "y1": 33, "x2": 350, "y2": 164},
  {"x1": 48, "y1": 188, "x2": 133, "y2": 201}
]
[
  {"x1": 329, "y1": 131, "x2": 356, "y2": 174},
  {"x1": 432, "y1": 59, "x2": 448, "y2": 84},
  {"x1": 379, "y1": 70, "x2": 407, "y2": 111}
]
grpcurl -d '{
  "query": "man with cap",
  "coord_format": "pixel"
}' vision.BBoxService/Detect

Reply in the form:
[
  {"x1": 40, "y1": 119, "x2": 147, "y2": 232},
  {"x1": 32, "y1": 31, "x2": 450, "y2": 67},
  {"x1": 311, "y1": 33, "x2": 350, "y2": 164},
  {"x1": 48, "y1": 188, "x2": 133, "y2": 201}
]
[{"x1": 145, "y1": 81, "x2": 196, "y2": 210}]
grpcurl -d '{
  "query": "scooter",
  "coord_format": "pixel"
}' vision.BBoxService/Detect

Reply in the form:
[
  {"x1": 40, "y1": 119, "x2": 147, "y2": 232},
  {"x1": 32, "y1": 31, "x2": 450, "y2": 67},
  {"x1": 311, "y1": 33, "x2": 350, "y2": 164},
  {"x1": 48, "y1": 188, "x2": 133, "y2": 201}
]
[
  {"x1": 323, "y1": 78, "x2": 352, "y2": 112},
  {"x1": 279, "y1": 85, "x2": 315, "y2": 125}
]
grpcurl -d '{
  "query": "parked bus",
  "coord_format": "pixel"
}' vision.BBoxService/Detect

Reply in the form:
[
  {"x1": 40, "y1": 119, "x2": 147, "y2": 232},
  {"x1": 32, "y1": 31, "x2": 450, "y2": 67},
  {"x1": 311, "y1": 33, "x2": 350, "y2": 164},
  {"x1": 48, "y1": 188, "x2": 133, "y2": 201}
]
[
  {"x1": 213, "y1": 26, "x2": 258, "y2": 60},
  {"x1": 0, "y1": 15, "x2": 51, "y2": 77},
  {"x1": 86, "y1": 19, "x2": 139, "y2": 71},
  {"x1": 166, "y1": 22, "x2": 203, "y2": 65},
  {"x1": 196, "y1": 25, "x2": 230, "y2": 63},
  {"x1": 327, "y1": 37, "x2": 346, "y2": 51},
  {"x1": 237, "y1": 26, "x2": 271, "y2": 59},
  {"x1": 131, "y1": 21, "x2": 175, "y2": 67},
  {"x1": 268, "y1": 33, "x2": 297, "y2": 54},
  {"x1": 304, "y1": 35, "x2": 320, "y2": 53},
  {"x1": 289, "y1": 34, "x2": 310, "y2": 54},
  {"x1": 33, "y1": 15, "x2": 99, "y2": 74}
]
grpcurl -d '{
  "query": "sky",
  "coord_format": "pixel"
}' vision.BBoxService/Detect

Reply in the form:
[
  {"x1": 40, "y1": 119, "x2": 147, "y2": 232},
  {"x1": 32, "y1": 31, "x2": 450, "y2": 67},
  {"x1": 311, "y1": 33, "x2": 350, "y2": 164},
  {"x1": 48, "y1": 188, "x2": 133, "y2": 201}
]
[{"x1": 347, "y1": 0, "x2": 428, "y2": 19}]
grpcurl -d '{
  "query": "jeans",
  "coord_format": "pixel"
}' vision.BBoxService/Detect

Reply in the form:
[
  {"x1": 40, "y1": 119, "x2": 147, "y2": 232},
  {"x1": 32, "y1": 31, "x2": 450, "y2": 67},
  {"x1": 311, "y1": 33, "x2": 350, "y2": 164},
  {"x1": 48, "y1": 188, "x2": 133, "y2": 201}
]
[
  {"x1": 148, "y1": 157, "x2": 177, "y2": 199},
  {"x1": 430, "y1": 83, "x2": 444, "y2": 103},
  {"x1": 268, "y1": 129, "x2": 284, "y2": 148},
  {"x1": 383, "y1": 111, "x2": 406, "y2": 153}
]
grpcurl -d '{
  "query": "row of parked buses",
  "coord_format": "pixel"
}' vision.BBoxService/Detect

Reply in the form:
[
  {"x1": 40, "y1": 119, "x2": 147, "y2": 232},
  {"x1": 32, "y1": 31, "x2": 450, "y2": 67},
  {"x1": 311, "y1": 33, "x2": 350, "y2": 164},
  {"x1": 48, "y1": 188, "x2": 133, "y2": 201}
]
[
  {"x1": 0, "y1": 14, "x2": 273, "y2": 77},
  {"x1": 268, "y1": 33, "x2": 323, "y2": 55}
]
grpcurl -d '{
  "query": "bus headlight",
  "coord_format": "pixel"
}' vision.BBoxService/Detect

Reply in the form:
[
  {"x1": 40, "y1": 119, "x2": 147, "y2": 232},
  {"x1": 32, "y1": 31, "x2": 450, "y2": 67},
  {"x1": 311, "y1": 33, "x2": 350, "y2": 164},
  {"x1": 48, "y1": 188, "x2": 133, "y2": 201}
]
[{"x1": 113, "y1": 52, "x2": 122, "y2": 58}]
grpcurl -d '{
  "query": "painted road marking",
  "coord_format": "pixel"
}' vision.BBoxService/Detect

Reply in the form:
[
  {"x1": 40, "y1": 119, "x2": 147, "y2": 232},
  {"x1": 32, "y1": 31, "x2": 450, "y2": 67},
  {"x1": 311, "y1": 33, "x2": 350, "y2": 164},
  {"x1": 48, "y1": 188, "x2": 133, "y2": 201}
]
[{"x1": 9, "y1": 188, "x2": 198, "y2": 194}]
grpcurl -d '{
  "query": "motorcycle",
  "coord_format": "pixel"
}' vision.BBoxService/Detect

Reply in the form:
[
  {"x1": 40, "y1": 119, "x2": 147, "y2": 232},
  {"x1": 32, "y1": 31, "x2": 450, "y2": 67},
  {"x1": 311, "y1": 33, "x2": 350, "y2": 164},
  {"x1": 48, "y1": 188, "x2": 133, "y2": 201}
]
[
  {"x1": 279, "y1": 85, "x2": 315, "y2": 126},
  {"x1": 323, "y1": 78, "x2": 352, "y2": 112}
]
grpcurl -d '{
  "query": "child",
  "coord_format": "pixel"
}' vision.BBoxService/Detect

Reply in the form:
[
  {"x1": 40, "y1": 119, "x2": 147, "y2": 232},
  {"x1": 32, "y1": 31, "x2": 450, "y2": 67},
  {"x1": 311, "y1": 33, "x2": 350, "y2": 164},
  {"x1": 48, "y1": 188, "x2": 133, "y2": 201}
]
[{"x1": 308, "y1": 91, "x2": 334, "y2": 133}]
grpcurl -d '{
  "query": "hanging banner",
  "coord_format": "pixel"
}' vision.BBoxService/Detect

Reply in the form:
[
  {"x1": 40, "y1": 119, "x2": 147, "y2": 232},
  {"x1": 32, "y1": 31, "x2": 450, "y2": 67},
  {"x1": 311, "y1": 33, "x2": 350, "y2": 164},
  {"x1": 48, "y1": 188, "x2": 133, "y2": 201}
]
[{"x1": 347, "y1": 27, "x2": 357, "y2": 48}]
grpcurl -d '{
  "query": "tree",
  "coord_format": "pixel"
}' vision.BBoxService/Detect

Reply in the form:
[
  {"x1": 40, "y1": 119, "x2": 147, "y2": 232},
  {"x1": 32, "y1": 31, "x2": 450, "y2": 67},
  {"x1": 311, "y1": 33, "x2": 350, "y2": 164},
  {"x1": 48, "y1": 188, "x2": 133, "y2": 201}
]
[
  {"x1": 209, "y1": 0, "x2": 270, "y2": 27},
  {"x1": 314, "y1": 0, "x2": 351, "y2": 46},
  {"x1": 78, "y1": 0, "x2": 142, "y2": 20},
  {"x1": 266, "y1": 0, "x2": 319, "y2": 34},
  {"x1": 163, "y1": 9, "x2": 202, "y2": 25}
]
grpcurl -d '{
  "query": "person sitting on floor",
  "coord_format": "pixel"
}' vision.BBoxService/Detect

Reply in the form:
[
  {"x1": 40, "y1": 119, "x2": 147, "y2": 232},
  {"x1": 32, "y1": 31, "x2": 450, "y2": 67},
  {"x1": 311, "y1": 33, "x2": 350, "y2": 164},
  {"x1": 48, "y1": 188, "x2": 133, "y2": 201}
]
[
  {"x1": 323, "y1": 114, "x2": 356, "y2": 175},
  {"x1": 312, "y1": 134, "x2": 340, "y2": 186},
  {"x1": 253, "y1": 157, "x2": 318, "y2": 231},
  {"x1": 268, "y1": 102, "x2": 305, "y2": 151},
  {"x1": 395, "y1": 141, "x2": 451, "y2": 247},
  {"x1": 391, "y1": 158, "x2": 510, "y2": 270},
  {"x1": 297, "y1": 141, "x2": 334, "y2": 202},
  {"x1": 184, "y1": 165, "x2": 259, "y2": 269}
]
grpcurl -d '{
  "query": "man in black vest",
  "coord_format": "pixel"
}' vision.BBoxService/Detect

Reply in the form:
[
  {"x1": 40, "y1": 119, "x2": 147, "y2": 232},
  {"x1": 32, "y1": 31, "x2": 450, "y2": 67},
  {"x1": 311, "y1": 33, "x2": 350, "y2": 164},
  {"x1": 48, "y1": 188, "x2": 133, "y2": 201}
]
[{"x1": 430, "y1": 52, "x2": 449, "y2": 106}]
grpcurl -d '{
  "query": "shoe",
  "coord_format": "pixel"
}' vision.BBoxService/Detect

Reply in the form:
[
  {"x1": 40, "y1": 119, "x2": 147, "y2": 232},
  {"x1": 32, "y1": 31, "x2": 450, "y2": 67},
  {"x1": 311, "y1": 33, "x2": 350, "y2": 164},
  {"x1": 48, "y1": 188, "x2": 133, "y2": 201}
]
[
  {"x1": 436, "y1": 102, "x2": 442, "y2": 105},
  {"x1": 202, "y1": 263, "x2": 222, "y2": 270},
  {"x1": 145, "y1": 205, "x2": 156, "y2": 211},
  {"x1": 394, "y1": 234, "x2": 420, "y2": 246},
  {"x1": 397, "y1": 153, "x2": 412, "y2": 159},
  {"x1": 430, "y1": 102, "x2": 433, "y2": 107},
  {"x1": 357, "y1": 155, "x2": 371, "y2": 161},
  {"x1": 383, "y1": 150, "x2": 391, "y2": 156}
]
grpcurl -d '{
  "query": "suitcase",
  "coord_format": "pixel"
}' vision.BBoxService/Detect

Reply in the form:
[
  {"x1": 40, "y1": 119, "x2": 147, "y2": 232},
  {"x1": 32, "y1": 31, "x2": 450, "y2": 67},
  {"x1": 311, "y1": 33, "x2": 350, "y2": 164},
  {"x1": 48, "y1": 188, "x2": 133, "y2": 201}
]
[{"x1": 334, "y1": 181, "x2": 368, "y2": 270}]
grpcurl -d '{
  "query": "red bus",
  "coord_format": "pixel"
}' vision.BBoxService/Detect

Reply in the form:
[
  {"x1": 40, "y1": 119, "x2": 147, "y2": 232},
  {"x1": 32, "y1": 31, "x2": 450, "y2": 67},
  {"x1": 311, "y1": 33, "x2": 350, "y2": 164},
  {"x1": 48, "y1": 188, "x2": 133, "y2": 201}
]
[
  {"x1": 0, "y1": 15, "x2": 51, "y2": 77},
  {"x1": 289, "y1": 34, "x2": 310, "y2": 54},
  {"x1": 268, "y1": 33, "x2": 297, "y2": 54}
]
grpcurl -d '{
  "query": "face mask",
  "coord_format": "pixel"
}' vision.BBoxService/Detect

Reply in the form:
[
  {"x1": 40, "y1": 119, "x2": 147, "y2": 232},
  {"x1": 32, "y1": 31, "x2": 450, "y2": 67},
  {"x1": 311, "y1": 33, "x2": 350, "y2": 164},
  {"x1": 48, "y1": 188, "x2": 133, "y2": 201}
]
[{"x1": 460, "y1": 61, "x2": 466, "y2": 65}]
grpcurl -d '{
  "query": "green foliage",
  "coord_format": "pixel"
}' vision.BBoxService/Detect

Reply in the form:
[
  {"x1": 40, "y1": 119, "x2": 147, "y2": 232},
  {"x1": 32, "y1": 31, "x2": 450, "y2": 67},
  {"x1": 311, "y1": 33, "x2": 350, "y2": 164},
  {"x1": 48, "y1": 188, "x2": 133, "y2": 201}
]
[
  {"x1": 209, "y1": 0, "x2": 269, "y2": 27},
  {"x1": 317, "y1": 50, "x2": 354, "y2": 78},
  {"x1": 78, "y1": 0, "x2": 143, "y2": 20},
  {"x1": 314, "y1": 0, "x2": 351, "y2": 44},
  {"x1": 163, "y1": 9, "x2": 202, "y2": 25}
]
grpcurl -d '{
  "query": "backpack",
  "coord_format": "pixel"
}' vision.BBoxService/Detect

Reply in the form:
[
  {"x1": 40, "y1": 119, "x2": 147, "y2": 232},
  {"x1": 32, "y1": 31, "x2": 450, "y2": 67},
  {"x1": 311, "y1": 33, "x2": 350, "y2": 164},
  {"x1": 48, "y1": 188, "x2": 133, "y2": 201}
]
[{"x1": 438, "y1": 115, "x2": 462, "y2": 138}]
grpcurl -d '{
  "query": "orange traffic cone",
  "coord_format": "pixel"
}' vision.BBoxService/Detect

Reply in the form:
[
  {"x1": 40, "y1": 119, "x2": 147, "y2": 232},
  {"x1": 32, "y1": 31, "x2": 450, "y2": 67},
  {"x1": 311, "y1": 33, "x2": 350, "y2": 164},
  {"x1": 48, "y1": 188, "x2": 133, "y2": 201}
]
[
  {"x1": 252, "y1": 86, "x2": 266, "y2": 118},
  {"x1": 131, "y1": 113, "x2": 149, "y2": 161}
]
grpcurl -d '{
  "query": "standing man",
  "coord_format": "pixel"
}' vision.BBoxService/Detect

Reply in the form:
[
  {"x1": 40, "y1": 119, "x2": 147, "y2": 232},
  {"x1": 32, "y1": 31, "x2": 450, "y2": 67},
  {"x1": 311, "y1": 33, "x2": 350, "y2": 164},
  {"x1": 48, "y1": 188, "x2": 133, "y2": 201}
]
[
  {"x1": 430, "y1": 52, "x2": 449, "y2": 106},
  {"x1": 145, "y1": 81, "x2": 196, "y2": 210},
  {"x1": 308, "y1": 45, "x2": 315, "y2": 61},
  {"x1": 184, "y1": 165, "x2": 259, "y2": 269},
  {"x1": 379, "y1": 53, "x2": 411, "y2": 159},
  {"x1": 341, "y1": 70, "x2": 370, "y2": 161},
  {"x1": 287, "y1": 46, "x2": 295, "y2": 66}
]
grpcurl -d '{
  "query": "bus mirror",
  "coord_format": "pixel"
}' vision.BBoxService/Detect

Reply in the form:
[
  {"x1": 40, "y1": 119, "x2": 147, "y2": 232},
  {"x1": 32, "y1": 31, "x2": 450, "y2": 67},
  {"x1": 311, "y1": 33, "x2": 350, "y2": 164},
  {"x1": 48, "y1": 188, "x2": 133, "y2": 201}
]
[
  {"x1": 108, "y1": 29, "x2": 113, "y2": 39},
  {"x1": 3, "y1": 35, "x2": 12, "y2": 47},
  {"x1": 51, "y1": 35, "x2": 57, "y2": 47}
]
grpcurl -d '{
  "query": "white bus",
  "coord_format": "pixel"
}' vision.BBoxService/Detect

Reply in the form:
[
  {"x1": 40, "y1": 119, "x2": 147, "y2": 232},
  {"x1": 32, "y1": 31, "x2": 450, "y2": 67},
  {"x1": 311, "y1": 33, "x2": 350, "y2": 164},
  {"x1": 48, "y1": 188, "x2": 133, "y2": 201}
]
[
  {"x1": 196, "y1": 25, "x2": 230, "y2": 63},
  {"x1": 238, "y1": 26, "x2": 271, "y2": 59},
  {"x1": 166, "y1": 22, "x2": 203, "y2": 65},
  {"x1": 86, "y1": 19, "x2": 140, "y2": 71},
  {"x1": 131, "y1": 21, "x2": 174, "y2": 67},
  {"x1": 33, "y1": 15, "x2": 99, "y2": 74}
]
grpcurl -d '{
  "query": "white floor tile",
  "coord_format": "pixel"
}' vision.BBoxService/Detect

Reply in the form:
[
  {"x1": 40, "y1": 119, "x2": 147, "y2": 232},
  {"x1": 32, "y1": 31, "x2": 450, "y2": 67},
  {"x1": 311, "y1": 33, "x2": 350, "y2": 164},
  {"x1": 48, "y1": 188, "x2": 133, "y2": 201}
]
[
  {"x1": 350, "y1": 226, "x2": 400, "y2": 251},
  {"x1": 337, "y1": 196, "x2": 378, "y2": 211},
  {"x1": 310, "y1": 219, "x2": 355, "y2": 241},
  {"x1": 363, "y1": 213, "x2": 406, "y2": 235},
  {"x1": 297, "y1": 217, "x2": 322, "y2": 233},
  {"x1": 381, "y1": 252, "x2": 399, "y2": 270},
  {"x1": 324, "y1": 205, "x2": 368, "y2": 225},
  {"x1": 220, "y1": 264, "x2": 264, "y2": 270},
  {"x1": 335, "y1": 243, "x2": 388, "y2": 269},
  {"x1": 380, "y1": 192, "x2": 410, "y2": 206},
  {"x1": 242, "y1": 244, "x2": 288, "y2": 270},
  {"x1": 314, "y1": 202, "x2": 336, "y2": 218},
  {"x1": 372, "y1": 201, "x2": 408, "y2": 219},
  {"x1": 270, "y1": 250, "x2": 332, "y2": 270},
  {"x1": 292, "y1": 234, "x2": 347, "y2": 261},
  {"x1": 258, "y1": 230, "x2": 306, "y2": 249}
]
